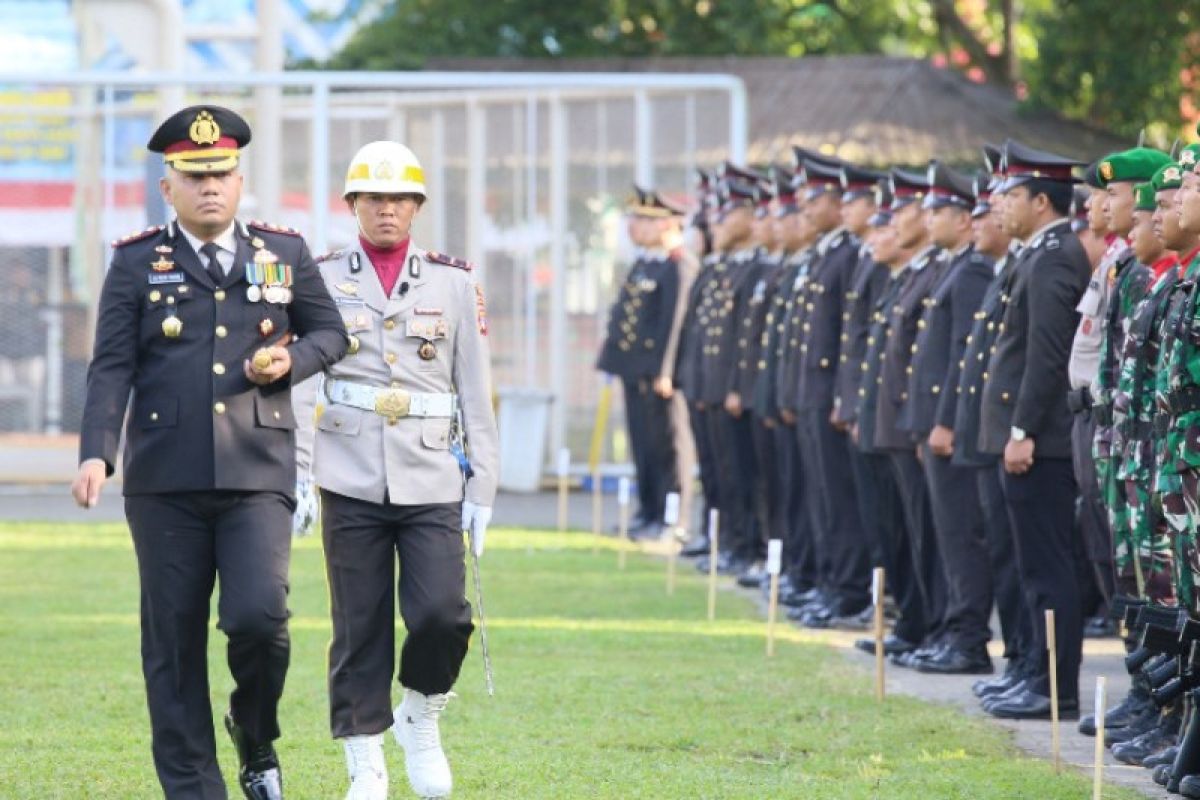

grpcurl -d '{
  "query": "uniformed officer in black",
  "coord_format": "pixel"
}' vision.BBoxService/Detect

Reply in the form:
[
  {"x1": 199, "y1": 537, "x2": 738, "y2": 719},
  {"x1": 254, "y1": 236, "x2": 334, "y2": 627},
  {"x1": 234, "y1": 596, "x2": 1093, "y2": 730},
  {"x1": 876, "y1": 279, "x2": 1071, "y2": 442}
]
[
  {"x1": 71, "y1": 105, "x2": 349, "y2": 799},
  {"x1": 954, "y1": 161, "x2": 1034, "y2": 698},
  {"x1": 908, "y1": 161, "x2": 997, "y2": 674},
  {"x1": 596, "y1": 186, "x2": 684, "y2": 532},
  {"x1": 979, "y1": 139, "x2": 1090, "y2": 719},
  {"x1": 874, "y1": 167, "x2": 948, "y2": 664}
]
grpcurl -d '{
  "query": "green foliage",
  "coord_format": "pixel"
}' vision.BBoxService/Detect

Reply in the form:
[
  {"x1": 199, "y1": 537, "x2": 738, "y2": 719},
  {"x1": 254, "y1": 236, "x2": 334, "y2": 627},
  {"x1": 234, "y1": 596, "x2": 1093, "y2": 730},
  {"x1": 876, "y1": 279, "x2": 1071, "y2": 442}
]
[
  {"x1": 1023, "y1": 0, "x2": 1194, "y2": 143},
  {"x1": 0, "y1": 522, "x2": 1144, "y2": 798}
]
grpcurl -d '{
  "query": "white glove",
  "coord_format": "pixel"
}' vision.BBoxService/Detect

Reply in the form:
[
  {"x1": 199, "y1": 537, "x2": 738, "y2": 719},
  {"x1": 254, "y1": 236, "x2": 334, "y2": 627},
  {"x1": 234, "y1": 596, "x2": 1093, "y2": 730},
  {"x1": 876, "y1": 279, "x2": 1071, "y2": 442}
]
[
  {"x1": 292, "y1": 480, "x2": 320, "y2": 538},
  {"x1": 462, "y1": 501, "x2": 493, "y2": 558}
]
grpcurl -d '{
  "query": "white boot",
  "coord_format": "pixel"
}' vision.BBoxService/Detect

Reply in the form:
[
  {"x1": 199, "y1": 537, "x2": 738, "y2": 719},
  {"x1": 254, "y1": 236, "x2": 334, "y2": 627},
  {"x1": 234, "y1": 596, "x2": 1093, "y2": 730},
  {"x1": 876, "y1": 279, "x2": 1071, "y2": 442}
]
[
  {"x1": 392, "y1": 688, "x2": 454, "y2": 798},
  {"x1": 342, "y1": 733, "x2": 388, "y2": 800}
]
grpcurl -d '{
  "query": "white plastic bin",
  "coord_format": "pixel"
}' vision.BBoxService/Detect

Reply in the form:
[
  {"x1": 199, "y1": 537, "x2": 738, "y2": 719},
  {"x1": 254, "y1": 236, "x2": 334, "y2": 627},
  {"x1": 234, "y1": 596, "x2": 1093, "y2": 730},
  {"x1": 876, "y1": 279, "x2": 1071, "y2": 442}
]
[{"x1": 496, "y1": 387, "x2": 555, "y2": 492}]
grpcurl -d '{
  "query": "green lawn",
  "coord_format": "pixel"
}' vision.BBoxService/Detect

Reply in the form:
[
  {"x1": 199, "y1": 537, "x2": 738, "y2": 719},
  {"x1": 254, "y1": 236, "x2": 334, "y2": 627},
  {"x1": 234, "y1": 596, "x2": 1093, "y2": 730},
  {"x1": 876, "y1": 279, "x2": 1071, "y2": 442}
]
[{"x1": 0, "y1": 522, "x2": 1141, "y2": 799}]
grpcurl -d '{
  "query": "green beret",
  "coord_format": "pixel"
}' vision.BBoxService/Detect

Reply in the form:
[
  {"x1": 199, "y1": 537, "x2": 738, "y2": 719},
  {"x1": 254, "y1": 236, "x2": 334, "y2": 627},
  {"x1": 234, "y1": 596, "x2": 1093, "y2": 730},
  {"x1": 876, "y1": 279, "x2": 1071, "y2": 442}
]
[
  {"x1": 1134, "y1": 181, "x2": 1157, "y2": 212},
  {"x1": 1179, "y1": 143, "x2": 1200, "y2": 172},
  {"x1": 1098, "y1": 147, "x2": 1173, "y2": 185},
  {"x1": 1153, "y1": 162, "x2": 1184, "y2": 192}
]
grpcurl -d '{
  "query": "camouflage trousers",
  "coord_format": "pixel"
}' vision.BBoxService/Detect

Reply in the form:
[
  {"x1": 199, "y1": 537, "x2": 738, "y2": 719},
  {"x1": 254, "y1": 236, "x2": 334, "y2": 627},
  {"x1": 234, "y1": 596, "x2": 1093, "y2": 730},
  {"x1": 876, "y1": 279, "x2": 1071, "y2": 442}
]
[
  {"x1": 1160, "y1": 470, "x2": 1200, "y2": 611},
  {"x1": 1099, "y1": 457, "x2": 1135, "y2": 591},
  {"x1": 1123, "y1": 476, "x2": 1175, "y2": 605}
]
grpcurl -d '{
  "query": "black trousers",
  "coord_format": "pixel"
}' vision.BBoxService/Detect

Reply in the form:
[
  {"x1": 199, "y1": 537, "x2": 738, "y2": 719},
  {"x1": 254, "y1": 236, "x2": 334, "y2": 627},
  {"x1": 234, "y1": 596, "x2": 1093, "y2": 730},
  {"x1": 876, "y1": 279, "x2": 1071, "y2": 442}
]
[
  {"x1": 848, "y1": 445, "x2": 885, "y2": 572},
  {"x1": 779, "y1": 421, "x2": 818, "y2": 590},
  {"x1": 1072, "y1": 410, "x2": 1115, "y2": 603},
  {"x1": 689, "y1": 403, "x2": 720, "y2": 524},
  {"x1": 976, "y1": 463, "x2": 1031, "y2": 663},
  {"x1": 751, "y1": 417, "x2": 781, "y2": 552},
  {"x1": 623, "y1": 377, "x2": 676, "y2": 524},
  {"x1": 126, "y1": 491, "x2": 293, "y2": 800},
  {"x1": 922, "y1": 444, "x2": 993, "y2": 651},
  {"x1": 862, "y1": 451, "x2": 923, "y2": 643},
  {"x1": 321, "y1": 491, "x2": 474, "y2": 738},
  {"x1": 725, "y1": 411, "x2": 761, "y2": 561},
  {"x1": 888, "y1": 450, "x2": 947, "y2": 644},
  {"x1": 1001, "y1": 457, "x2": 1082, "y2": 702}
]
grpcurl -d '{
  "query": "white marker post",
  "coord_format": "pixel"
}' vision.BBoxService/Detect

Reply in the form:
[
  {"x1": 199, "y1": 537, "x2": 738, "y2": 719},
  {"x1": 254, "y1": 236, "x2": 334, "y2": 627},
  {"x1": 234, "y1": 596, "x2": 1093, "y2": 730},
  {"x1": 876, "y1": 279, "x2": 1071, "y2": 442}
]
[
  {"x1": 591, "y1": 470, "x2": 602, "y2": 542},
  {"x1": 766, "y1": 539, "x2": 783, "y2": 656},
  {"x1": 706, "y1": 509, "x2": 720, "y2": 622},
  {"x1": 556, "y1": 448, "x2": 570, "y2": 534},
  {"x1": 1093, "y1": 676, "x2": 1107, "y2": 800},
  {"x1": 872, "y1": 567, "x2": 886, "y2": 702},
  {"x1": 616, "y1": 477, "x2": 631, "y2": 570},
  {"x1": 664, "y1": 491, "x2": 680, "y2": 596},
  {"x1": 1046, "y1": 608, "x2": 1061, "y2": 773}
]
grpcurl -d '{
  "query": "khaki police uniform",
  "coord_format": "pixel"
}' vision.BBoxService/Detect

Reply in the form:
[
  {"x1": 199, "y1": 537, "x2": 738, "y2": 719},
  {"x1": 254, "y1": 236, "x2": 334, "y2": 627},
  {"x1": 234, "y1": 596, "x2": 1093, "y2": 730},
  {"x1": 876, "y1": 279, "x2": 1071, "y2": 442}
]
[{"x1": 295, "y1": 239, "x2": 499, "y2": 738}]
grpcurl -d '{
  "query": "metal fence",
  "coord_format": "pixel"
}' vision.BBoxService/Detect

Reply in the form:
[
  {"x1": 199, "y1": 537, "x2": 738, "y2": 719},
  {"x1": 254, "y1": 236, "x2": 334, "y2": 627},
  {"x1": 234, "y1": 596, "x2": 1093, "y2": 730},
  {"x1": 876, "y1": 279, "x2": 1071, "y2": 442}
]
[{"x1": 0, "y1": 70, "x2": 745, "y2": 469}]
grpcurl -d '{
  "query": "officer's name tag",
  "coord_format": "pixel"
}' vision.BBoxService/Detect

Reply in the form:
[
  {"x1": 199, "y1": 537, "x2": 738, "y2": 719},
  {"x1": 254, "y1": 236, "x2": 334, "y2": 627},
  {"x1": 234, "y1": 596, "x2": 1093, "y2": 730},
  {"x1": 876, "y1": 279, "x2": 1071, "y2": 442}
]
[
  {"x1": 148, "y1": 272, "x2": 185, "y2": 284},
  {"x1": 335, "y1": 297, "x2": 365, "y2": 307}
]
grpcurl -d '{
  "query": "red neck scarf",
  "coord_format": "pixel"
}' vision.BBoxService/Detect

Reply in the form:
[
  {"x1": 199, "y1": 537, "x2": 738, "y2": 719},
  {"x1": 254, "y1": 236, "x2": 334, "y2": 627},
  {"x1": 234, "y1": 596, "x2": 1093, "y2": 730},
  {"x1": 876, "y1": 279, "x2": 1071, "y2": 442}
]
[{"x1": 359, "y1": 235, "x2": 410, "y2": 297}]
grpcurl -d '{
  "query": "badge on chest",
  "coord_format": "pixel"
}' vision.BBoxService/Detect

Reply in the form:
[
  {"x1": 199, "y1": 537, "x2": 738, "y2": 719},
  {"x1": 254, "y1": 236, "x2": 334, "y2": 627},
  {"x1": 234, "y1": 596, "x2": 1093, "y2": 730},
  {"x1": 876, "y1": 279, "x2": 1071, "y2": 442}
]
[{"x1": 406, "y1": 317, "x2": 448, "y2": 361}]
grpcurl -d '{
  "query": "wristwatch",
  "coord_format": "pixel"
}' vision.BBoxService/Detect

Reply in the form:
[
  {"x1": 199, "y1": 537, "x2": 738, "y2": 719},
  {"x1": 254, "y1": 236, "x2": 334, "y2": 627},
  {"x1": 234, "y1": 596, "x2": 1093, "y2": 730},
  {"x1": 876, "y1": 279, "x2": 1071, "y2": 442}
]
[{"x1": 1010, "y1": 426, "x2": 1028, "y2": 442}]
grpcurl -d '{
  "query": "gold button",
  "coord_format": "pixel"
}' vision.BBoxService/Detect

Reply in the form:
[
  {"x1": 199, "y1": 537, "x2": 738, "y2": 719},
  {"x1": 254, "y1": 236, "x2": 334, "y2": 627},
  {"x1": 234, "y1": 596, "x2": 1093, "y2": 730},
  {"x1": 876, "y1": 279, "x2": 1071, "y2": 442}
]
[
  {"x1": 150, "y1": 412, "x2": 159, "y2": 421},
  {"x1": 216, "y1": 325, "x2": 228, "y2": 338},
  {"x1": 911, "y1": 344, "x2": 919, "y2": 354},
  {"x1": 987, "y1": 322, "x2": 995, "y2": 331},
  {"x1": 385, "y1": 319, "x2": 396, "y2": 330},
  {"x1": 917, "y1": 320, "x2": 926, "y2": 329},
  {"x1": 214, "y1": 402, "x2": 226, "y2": 414},
  {"x1": 212, "y1": 363, "x2": 225, "y2": 375},
  {"x1": 334, "y1": 419, "x2": 342, "y2": 428},
  {"x1": 386, "y1": 352, "x2": 397, "y2": 364},
  {"x1": 901, "y1": 391, "x2": 908, "y2": 401},
  {"x1": 840, "y1": 333, "x2": 849, "y2": 343},
  {"x1": 391, "y1": 380, "x2": 400, "y2": 388},
  {"x1": 149, "y1": 290, "x2": 162, "y2": 302},
  {"x1": 983, "y1": 372, "x2": 989, "y2": 381},
  {"x1": 956, "y1": 387, "x2": 962, "y2": 394},
  {"x1": 932, "y1": 385, "x2": 940, "y2": 394},
  {"x1": 820, "y1": 358, "x2": 829, "y2": 368},
  {"x1": 969, "y1": 386, "x2": 976, "y2": 394},
  {"x1": 859, "y1": 388, "x2": 866, "y2": 397},
  {"x1": 214, "y1": 290, "x2": 226, "y2": 301},
  {"x1": 273, "y1": 410, "x2": 281, "y2": 420},
  {"x1": 906, "y1": 365, "x2": 913, "y2": 375},
  {"x1": 1002, "y1": 391, "x2": 1010, "y2": 401}
]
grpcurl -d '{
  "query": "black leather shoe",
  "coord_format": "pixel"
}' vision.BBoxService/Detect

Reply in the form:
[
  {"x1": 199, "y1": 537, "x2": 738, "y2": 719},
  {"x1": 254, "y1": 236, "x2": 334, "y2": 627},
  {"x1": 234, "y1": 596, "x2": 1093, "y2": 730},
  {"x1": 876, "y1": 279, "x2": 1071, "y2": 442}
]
[
  {"x1": 1179, "y1": 773, "x2": 1200, "y2": 798},
  {"x1": 225, "y1": 713, "x2": 283, "y2": 800},
  {"x1": 1083, "y1": 615, "x2": 1117, "y2": 638},
  {"x1": 1079, "y1": 687, "x2": 1154, "y2": 736},
  {"x1": 781, "y1": 586, "x2": 815, "y2": 608},
  {"x1": 916, "y1": 646, "x2": 994, "y2": 675},
  {"x1": 1112, "y1": 714, "x2": 1180, "y2": 766},
  {"x1": 737, "y1": 562, "x2": 767, "y2": 589},
  {"x1": 680, "y1": 536, "x2": 710, "y2": 558},
  {"x1": 1104, "y1": 705, "x2": 1161, "y2": 746},
  {"x1": 981, "y1": 678, "x2": 1032, "y2": 711},
  {"x1": 1142, "y1": 744, "x2": 1178, "y2": 769},
  {"x1": 974, "y1": 670, "x2": 1020, "y2": 698},
  {"x1": 987, "y1": 689, "x2": 1079, "y2": 720},
  {"x1": 854, "y1": 634, "x2": 917, "y2": 656},
  {"x1": 1153, "y1": 763, "x2": 1171, "y2": 787}
]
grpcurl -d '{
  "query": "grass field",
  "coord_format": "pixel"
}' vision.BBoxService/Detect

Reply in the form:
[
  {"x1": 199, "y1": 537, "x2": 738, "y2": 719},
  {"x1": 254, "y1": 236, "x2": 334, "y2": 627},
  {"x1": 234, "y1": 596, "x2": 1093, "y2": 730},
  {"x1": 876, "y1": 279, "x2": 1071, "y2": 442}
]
[{"x1": 0, "y1": 522, "x2": 1142, "y2": 799}]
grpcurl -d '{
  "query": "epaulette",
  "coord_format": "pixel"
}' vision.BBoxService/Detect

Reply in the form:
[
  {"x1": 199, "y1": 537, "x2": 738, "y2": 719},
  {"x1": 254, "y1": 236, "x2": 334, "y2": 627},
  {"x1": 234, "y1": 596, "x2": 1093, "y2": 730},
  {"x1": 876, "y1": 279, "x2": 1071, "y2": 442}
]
[
  {"x1": 111, "y1": 225, "x2": 165, "y2": 248},
  {"x1": 1045, "y1": 234, "x2": 1061, "y2": 251},
  {"x1": 315, "y1": 249, "x2": 346, "y2": 265},
  {"x1": 248, "y1": 219, "x2": 303, "y2": 237},
  {"x1": 425, "y1": 250, "x2": 475, "y2": 271}
]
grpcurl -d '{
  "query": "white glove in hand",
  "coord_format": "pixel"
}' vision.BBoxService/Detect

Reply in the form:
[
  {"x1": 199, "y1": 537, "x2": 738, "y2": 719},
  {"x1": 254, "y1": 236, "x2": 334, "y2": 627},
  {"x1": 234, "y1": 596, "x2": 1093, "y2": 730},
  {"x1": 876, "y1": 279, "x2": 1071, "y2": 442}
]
[
  {"x1": 462, "y1": 501, "x2": 493, "y2": 558},
  {"x1": 292, "y1": 480, "x2": 319, "y2": 538}
]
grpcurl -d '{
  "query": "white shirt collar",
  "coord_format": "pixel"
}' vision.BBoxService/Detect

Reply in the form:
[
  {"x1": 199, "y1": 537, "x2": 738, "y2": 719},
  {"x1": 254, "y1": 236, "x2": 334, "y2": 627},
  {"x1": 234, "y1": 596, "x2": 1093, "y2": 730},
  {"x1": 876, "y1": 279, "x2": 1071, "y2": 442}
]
[
  {"x1": 177, "y1": 219, "x2": 238, "y2": 257},
  {"x1": 817, "y1": 225, "x2": 846, "y2": 256},
  {"x1": 1025, "y1": 217, "x2": 1070, "y2": 249}
]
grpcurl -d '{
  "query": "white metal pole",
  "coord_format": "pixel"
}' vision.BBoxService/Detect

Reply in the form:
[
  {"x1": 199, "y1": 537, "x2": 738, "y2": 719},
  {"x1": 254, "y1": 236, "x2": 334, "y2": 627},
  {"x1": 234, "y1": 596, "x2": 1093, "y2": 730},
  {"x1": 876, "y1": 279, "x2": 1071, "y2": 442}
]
[
  {"x1": 430, "y1": 108, "x2": 448, "y2": 251},
  {"x1": 254, "y1": 0, "x2": 283, "y2": 223},
  {"x1": 548, "y1": 94, "x2": 568, "y2": 461},
  {"x1": 310, "y1": 82, "x2": 330, "y2": 256},
  {"x1": 634, "y1": 89, "x2": 653, "y2": 189}
]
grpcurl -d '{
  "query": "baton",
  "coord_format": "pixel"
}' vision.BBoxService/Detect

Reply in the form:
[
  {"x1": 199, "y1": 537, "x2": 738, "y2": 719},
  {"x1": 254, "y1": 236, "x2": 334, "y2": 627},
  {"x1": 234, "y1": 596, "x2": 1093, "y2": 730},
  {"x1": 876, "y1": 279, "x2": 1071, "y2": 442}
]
[{"x1": 467, "y1": 530, "x2": 495, "y2": 697}]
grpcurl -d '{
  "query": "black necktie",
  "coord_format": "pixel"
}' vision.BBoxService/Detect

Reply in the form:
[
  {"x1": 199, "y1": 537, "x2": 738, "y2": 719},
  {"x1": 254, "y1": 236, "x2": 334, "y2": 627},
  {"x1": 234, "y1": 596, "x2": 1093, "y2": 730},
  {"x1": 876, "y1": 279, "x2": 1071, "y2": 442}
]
[{"x1": 200, "y1": 242, "x2": 224, "y2": 286}]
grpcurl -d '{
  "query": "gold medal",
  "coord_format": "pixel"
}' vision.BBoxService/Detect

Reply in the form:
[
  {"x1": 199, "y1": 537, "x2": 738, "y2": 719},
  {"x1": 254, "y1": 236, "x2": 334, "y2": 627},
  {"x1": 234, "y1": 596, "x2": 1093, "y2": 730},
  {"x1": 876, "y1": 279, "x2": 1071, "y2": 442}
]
[
  {"x1": 347, "y1": 335, "x2": 360, "y2": 355},
  {"x1": 418, "y1": 341, "x2": 437, "y2": 361},
  {"x1": 161, "y1": 315, "x2": 183, "y2": 338},
  {"x1": 259, "y1": 318, "x2": 274, "y2": 337},
  {"x1": 252, "y1": 348, "x2": 274, "y2": 371}
]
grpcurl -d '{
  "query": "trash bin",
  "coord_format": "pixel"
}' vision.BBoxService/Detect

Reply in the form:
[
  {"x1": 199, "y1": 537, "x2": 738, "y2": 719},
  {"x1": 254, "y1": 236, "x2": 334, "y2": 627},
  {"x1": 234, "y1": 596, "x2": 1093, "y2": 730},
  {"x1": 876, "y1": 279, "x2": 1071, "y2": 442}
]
[{"x1": 496, "y1": 387, "x2": 555, "y2": 492}]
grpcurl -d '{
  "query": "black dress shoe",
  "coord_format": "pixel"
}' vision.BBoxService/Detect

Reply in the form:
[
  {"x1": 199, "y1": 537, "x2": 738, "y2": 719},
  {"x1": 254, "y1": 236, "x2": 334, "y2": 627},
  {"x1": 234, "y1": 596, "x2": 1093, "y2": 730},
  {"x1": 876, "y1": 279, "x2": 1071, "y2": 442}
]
[
  {"x1": 1142, "y1": 744, "x2": 1178, "y2": 769},
  {"x1": 974, "y1": 670, "x2": 1020, "y2": 698},
  {"x1": 916, "y1": 646, "x2": 994, "y2": 675},
  {"x1": 854, "y1": 634, "x2": 917, "y2": 656},
  {"x1": 1079, "y1": 687, "x2": 1155, "y2": 736},
  {"x1": 225, "y1": 713, "x2": 283, "y2": 800},
  {"x1": 1104, "y1": 705, "x2": 1161, "y2": 746},
  {"x1": 680, "y1": 536, "x2": 710, "y2": 557},
  {"x1": 1112, "y1": 714, "x2": 1180, "y2": 766},
  {"x1": 737, "y1": 563, "x2": 767, "y2": 588},
  {"x1": 1083, "y1": 615, "x2": 1117, "y2": 638},
  {"x1": 781, "y1": 587, "x2": 814, "y2": 608},
  {"x1": 1180, "y1": 774, "x2": 1200, "y2": 799},
  {"x1": 987, "y1": 689, "x2": 1079, "y2": 720},
  {"x1": 1153, "y1": 763, "x2": 1171, "y2": 787}
]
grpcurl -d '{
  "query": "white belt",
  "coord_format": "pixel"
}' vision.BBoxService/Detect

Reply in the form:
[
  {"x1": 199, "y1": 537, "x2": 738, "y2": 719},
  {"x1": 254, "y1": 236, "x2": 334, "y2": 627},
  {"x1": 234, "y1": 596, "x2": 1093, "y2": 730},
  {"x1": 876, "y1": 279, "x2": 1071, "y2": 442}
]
[{"x1": 326, "y1": 379, "x2": 456, "y2": 422}]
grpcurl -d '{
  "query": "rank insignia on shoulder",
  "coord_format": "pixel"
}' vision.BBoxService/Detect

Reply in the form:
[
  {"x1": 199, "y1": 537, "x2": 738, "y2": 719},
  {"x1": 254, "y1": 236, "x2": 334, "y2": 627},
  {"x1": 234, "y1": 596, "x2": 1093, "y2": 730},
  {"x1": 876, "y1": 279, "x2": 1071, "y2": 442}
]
[
  {"x1": 426, "y1": 250, "x2": 475, "y2": 271},
  {"x1": 474, "y1": 284, "x2": 489, "y2": 336},
  {"x1": 248, "y1": 220, "x2": 302, "y2": 237},
  {"x1": 1046, "y1": 238, "x2": 1061, "y2": 251},
  {"x1": 112, "y1": 225, "x2": 165, "y2": 248}
]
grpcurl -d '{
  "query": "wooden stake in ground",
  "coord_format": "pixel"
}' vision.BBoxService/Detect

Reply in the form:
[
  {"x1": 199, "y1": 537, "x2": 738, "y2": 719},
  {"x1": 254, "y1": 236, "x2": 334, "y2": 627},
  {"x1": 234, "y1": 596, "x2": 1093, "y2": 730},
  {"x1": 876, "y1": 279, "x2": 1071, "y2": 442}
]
[
  {"x1": 706, "y1": 509, "x2": 719, "y2": 622},
  {"x1": 1093, "y1": 675, "x2": 1107, "y2": 800},
  {"x1": 663, "y1": 491, "x2": 680, "y2": 596},
  {"x1": 1046, "y1": 607, "x2": 1061, "y2": 773},
  {"x1": 765, "y1": 539, "x2": 782, "y2": 656},
  {"x1": 617, "y1": 477, "x2": 631, "y2": 570},
  {"x1": 873, "y1": 567, "x2": 886, "y2": 702},
  {"x1": 556, "y1": 447, "x2": 570, "y2": 533}
]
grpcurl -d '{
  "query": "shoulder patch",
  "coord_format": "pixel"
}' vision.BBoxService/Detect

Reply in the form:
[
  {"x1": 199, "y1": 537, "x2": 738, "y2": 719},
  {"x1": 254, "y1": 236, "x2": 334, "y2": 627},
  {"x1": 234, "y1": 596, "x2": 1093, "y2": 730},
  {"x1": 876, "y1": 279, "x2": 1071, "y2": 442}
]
[
  {"x1": 111, "y1": 225, "x2": 165, "y2": 248},
  {"x1": 315, "y1": 249, "x2": 346, "y2": 265},
  {"x1": 425, "y1": 250, "x2": 475, "y2": 271},
  {"x1": 1046, "y1": 239, "x2": 1061, "y2": 251},
  {"x1": 248, "y1": 219, "x2": 303, "y2": 237}
]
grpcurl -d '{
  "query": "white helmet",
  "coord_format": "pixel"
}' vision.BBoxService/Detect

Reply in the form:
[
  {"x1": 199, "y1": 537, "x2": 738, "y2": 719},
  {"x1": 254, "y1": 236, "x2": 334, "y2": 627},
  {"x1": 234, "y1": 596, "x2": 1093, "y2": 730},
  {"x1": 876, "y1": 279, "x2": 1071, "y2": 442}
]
[{"x1": 343, "y1": 140, "x2": 426, "y2": 199}]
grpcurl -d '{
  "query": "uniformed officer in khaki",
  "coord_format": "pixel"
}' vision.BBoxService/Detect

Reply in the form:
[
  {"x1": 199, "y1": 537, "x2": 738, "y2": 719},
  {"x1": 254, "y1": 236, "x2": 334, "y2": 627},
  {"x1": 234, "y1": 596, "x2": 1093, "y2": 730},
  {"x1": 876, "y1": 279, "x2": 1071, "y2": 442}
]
[{"x1": 294, "y1": 141, "x2": 499, "y2": 800}]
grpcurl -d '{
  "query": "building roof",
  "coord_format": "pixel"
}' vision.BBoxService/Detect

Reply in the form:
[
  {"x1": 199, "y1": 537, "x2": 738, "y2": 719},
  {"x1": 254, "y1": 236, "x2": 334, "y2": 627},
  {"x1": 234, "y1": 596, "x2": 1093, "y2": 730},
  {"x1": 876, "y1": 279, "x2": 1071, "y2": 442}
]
[{"x1": 427, "y1": 56, "x2": 1128, "y2": 169}]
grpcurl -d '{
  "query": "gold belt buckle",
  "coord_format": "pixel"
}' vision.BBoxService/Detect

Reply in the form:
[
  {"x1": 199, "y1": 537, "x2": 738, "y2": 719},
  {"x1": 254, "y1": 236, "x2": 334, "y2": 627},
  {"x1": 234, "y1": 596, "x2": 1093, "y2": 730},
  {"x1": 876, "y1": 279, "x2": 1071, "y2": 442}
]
[{"x1": 375, "y1": 387, "x2": 411, "y2": 425}]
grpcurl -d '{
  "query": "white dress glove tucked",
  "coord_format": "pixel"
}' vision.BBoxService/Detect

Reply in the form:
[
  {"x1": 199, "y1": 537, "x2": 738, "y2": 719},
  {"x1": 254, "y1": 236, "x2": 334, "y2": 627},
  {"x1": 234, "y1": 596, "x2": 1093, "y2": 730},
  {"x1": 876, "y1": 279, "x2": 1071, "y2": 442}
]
[
  {"x1": 292, "y1": 480, "x2": 320, "y2": 538},
  {"x1": 461, "y1": 501, "x2": 493, "y2": 558}
]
